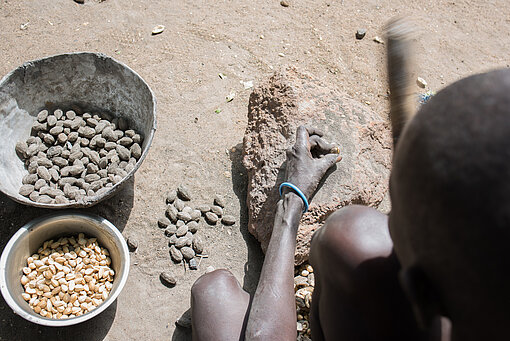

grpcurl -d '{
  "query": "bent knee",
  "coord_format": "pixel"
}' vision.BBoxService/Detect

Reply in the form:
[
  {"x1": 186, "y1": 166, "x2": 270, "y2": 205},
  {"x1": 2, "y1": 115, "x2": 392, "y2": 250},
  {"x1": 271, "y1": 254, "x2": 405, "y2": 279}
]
[
  {"x1": 310, "y1": 205, "x2": 392, "y2": 271},
  {"x1": 191, "y1": 269, "x2": 243, "y2": 301}
]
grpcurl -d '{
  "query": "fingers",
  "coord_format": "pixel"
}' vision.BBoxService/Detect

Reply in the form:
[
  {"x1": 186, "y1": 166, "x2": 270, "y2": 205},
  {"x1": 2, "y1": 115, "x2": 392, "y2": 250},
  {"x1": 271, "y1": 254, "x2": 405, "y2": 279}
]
[
  {"x1": 295, "y1": 125, "x2": 325, "y2": 151},
  {"x1": 319, "y1": 152, "x2": 342, "y2": 171},
  {"x1": 305, "y1": 126, "x2": 324, "y2": 137},
  {"x1": 309, "y1": 135, "x2": 336, "y2": 154},
  {"x1": 295, "y1": 126, "x2": 310, "y2": 150}
]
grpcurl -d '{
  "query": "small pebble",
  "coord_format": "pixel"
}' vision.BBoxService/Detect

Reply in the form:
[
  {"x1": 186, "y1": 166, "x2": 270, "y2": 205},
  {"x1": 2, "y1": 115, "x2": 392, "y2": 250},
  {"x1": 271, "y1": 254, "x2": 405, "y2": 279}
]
[
  {"x1": 43, "y1": 134, "x2": 55, "y2": 145},
  {"x1": 29, "y1": 191, "x2": 39, "y2": 201},
  {"x1": 280, "y1": 0, "x2": 290, "y2": 7},
  {"x1": 356, "y1": 29, "x2": 366, "y2": 40},
  {"x1": 204, "y1": 212, "x2": 219, "y2": 225},
  {"x1": 57, "y1": 133, "x2": 68, "y2": 144},
  {"x1": 222, "y1": 215, "x2": 236, "y2": 226},
  {"x1": 188, "y1": 258, "x2": 198, "y2": 270},
  {"x1": 177, "y1": 184, "x2": 192, "y2": 201},
  {"x1": 160, "y1": 272, "x2": 177, "y2": 287},
  {"x1": 417, "y1": 77, "x2": 428, "y2": 88},
  {"x1": 127, "y1": 238, "x2": 138, "y2": 251},
  {"x1": 66, "y1": 110, "x2": 77, "y2": 119},
  {"x1": 152, "y1": 25, "x2": 165, "y2": 35},
  {"x1": 55, "y1": 195, "x2": 69, "y2": 204}
]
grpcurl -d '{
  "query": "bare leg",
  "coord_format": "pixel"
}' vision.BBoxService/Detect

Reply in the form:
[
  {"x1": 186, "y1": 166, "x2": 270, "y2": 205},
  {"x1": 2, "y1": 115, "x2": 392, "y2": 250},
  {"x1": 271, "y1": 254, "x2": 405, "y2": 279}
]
[
  {"x1": 191, "y1": 269, "x2": 250, "y2": 341},
  {"x1": 191, "y1": 126, "x2": 339, "y2": 341},
  {"x1": 245, "y1": 195, "x2": 303, "y2": 340},
  {"x1": 309, "y1": 205, "x2": 431, "y2": 340}
]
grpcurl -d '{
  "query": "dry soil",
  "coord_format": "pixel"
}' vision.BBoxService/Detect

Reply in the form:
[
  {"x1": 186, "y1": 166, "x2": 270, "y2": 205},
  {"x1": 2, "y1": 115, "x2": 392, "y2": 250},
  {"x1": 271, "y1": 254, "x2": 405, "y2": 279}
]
[{"x1": 0, "y1": 0, "x2": 509, "y2": 340}]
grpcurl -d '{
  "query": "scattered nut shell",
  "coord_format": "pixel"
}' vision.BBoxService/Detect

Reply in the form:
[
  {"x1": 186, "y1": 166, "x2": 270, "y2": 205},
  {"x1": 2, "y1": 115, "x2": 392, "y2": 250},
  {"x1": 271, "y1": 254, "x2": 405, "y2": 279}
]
[{"x1": 152, "y1": 25, "x2": 165, "y2": 35}]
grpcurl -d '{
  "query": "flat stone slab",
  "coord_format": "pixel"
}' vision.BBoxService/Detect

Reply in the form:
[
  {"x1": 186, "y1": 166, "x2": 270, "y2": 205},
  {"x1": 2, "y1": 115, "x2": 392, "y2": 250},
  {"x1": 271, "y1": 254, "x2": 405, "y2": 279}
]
[{"x1": 243, "y1": 67, "x2": 392, "y2": 265}]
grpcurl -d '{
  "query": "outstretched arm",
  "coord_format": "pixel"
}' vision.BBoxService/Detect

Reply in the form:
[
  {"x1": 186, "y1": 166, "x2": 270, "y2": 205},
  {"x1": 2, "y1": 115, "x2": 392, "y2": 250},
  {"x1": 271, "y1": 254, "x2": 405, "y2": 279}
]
[{"x1": 245, "y1": 126, "x2": 341, "y2": 340}]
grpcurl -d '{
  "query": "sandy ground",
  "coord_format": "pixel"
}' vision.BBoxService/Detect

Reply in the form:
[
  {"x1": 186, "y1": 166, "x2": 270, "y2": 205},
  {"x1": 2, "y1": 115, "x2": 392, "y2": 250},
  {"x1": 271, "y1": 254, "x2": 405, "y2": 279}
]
[{"x1": 0, "y1": 0, "x2": 509, "y2": 340}]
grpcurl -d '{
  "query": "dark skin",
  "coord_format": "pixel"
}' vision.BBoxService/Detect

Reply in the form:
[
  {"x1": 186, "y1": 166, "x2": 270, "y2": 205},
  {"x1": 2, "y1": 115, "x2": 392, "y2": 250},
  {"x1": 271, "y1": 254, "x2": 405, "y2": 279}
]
[
  {"x1": 191, "y1": 69, "x2": 510, "y2": 341},
  {"x1": 191, "y1": 126, "x2": 341, "y2": 341},
  {"x1": 191, "y1": 125, "x2": 429, "y2": 340}
]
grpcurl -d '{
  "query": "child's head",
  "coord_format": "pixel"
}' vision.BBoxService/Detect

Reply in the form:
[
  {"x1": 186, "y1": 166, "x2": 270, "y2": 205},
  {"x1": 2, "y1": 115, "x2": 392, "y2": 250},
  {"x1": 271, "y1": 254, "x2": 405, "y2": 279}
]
[{"x1": 389, "y1": 69, "x2": 510, "y2": 337}]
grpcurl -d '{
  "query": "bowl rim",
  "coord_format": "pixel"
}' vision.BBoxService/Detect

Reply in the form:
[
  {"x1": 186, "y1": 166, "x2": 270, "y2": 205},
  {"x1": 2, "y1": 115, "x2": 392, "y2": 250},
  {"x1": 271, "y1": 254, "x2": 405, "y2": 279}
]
[
  {"x1": 0, "y1": 212, "x2": 130, "y2": 327},
  {"x1": 0, "y1": 51, "x2": 157, "y2": 209}
]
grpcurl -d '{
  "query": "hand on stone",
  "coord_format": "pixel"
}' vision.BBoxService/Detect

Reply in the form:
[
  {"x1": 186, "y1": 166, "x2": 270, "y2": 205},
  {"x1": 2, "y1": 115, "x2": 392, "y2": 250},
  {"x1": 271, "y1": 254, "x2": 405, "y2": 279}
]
[{"x1": 284, "y1": 126, "x2": 342, "y2": 201}]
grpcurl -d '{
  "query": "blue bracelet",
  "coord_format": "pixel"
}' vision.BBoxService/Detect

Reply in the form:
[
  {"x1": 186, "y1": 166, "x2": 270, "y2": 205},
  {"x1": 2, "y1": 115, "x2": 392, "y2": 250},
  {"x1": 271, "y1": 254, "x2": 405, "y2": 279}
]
[{"x1": 279, "y1": 182, "x2": 309, "y2": 213}]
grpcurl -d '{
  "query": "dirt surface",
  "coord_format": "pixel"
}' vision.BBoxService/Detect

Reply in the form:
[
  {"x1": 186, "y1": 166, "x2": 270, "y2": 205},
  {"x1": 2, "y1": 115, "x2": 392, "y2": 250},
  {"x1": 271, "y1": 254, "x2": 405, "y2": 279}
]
[{"x1": 0, "y1": 0, "x2": 509, "y2": 340}]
